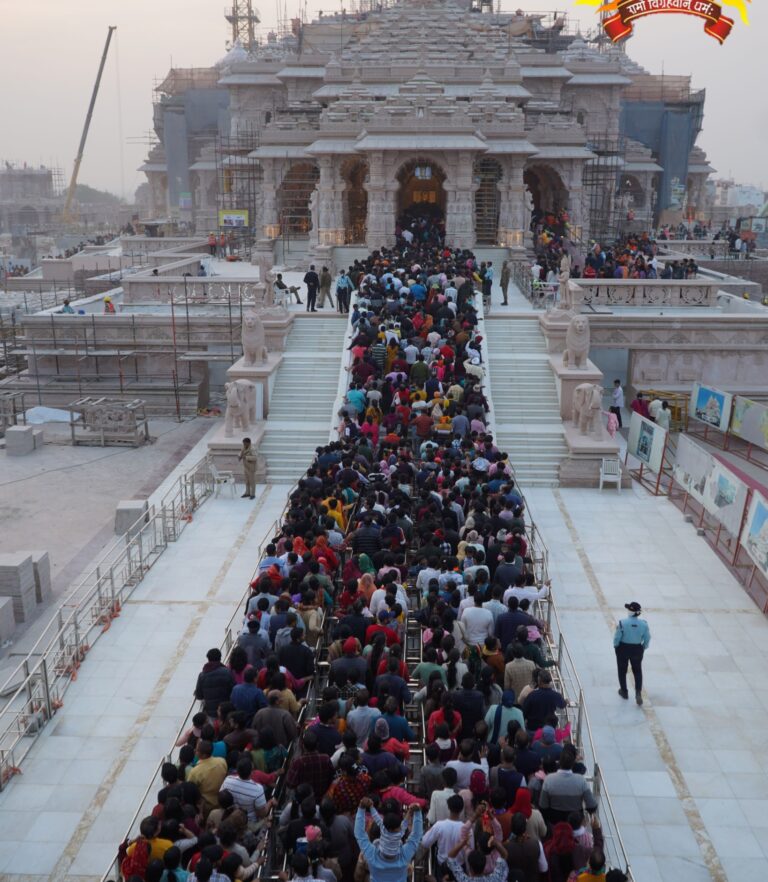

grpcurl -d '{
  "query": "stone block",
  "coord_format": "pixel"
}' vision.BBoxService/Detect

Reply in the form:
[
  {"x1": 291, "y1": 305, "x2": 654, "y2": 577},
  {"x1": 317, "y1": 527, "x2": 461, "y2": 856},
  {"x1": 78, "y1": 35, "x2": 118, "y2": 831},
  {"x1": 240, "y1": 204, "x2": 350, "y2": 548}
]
[
  {"x1": 0, "y1": 598, "x2": 15, "y2": 642},
  {"x1": 115, "y1": 500, "x2": 149, "y2": 536},
  {"x1": 32, "y1": 429, "x2": 44, "y2": 449},
  {"x1": 5, "y1": 425, "x2": 35, "y2": 456},
  {"x1": 558, "y1": 424, "x2": 632, "y2": 488},
  {"x1": 0, "y1": 553, "x2": 35, "y2": 595},
  {"x1": 29, "y1": 551, "x2": 52, "y2": 604}
]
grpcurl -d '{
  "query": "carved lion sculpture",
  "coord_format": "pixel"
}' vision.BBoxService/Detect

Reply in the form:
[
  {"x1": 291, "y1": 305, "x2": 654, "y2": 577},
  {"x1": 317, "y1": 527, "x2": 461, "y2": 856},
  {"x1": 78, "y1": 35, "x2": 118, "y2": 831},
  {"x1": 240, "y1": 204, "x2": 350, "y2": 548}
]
[
  {"x1": 234, "y1": 379, "x2": 257, "y2": 425},
  {"x1": 562, "y1": 315, "x2": 590, "y2": 370},
  {"x1": 241, "y1": 310, "x2": 268, "y2": 366},
  {"x1": 572, "y1": 382, "x2": 603, "y2": 440},
  {"x1": 224, "y1": 381, "x2": 248, "y2": 437}
]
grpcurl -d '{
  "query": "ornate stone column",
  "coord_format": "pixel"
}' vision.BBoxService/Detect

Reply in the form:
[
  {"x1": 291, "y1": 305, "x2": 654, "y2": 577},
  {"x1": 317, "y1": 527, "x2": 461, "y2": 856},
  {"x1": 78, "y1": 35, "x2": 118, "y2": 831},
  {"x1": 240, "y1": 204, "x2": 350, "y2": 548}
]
[
  {"x1": 444, "y1": 152, "x2": 477, "y2": 250},
  {"x1": 315, "y1": 157, "x2": 345, "y2": 247},
  {"x1": 259, "y1": 158, "x2": 280, "y2": 239},
  {"x1": 498, "y1": 158, "x2": 527, "y2": 256},
  {"x1": 567, "y1": 161, "x2": 587, "y2": 244},
  {"x1": 364, "y1": 151, "x2": 396, "y2": 251}
]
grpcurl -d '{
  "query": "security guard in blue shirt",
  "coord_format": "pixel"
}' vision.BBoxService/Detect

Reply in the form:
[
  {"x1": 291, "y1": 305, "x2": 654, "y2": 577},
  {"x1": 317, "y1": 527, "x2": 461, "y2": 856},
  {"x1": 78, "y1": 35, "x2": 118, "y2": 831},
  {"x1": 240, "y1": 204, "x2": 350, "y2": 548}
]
[{"x1": 613, "y1": 601, "x2": 651, "y2": 705}]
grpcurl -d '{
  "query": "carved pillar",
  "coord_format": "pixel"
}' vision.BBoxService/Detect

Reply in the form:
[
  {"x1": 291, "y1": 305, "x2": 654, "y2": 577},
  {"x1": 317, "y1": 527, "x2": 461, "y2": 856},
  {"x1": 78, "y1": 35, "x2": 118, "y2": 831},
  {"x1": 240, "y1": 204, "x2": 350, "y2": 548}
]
[
  {"x1": 444, "y1": 152, "x2": 477, "y2": 250},
  {"x1": 364, "y1": 152, "x2": 395, "y2": 251},
  {"x1": 259, "y1": 158, "x2": 280, "y2": 238},
  {"x1": 498, "y1": 158, "x2": 526, "y2": 255},
  {"x1": 315, "y1": 157, "x2": 345, "y2": 247},
  {"x1": 567, "y1": 162, "x2": 587, "y2": 244}
]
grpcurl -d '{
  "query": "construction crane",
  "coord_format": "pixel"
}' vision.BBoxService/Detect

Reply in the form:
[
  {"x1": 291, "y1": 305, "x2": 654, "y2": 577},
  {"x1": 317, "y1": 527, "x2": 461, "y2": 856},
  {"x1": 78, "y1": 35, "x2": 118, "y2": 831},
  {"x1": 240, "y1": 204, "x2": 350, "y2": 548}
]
[
  {"x1": 225, "y1": 1, "x2": 260, "y2": 50},
  {"x1": 62, "y1": 25, "x2": 117, "y2": 225}
]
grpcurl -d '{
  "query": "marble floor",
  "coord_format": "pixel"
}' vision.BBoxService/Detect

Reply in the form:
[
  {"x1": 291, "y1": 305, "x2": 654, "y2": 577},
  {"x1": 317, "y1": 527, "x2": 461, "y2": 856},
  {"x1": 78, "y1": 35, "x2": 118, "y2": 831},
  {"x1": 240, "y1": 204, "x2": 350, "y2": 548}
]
[
  {"x1": 0, "y1": 481, "x2": 291, "y2": 881},
  {"x1": 526, "y1": 482, "x2": 768, "y2": 882}
]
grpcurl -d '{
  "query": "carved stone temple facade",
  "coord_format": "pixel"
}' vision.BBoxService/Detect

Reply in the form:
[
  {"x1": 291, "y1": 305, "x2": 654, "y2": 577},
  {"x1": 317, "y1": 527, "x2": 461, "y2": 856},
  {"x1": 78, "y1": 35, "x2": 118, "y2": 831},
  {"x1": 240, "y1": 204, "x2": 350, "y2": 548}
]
[{"x1": 141, "y1": 0, "x2": 714, "y2": 253}]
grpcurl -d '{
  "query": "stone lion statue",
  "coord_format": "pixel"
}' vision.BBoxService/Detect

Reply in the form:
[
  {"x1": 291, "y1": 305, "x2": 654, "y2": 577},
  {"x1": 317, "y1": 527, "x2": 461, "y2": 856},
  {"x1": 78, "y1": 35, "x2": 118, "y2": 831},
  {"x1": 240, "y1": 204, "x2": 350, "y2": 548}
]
[
  {"x1": 241, "y1": 310, "x2": 268, "y2": 366},
  {"x1": 224, "y1": 381, "x2": 248, "y2": 437},
  {"x1": 234, "y1": 379, "x2": 257, "y2": 425},
  {"x1": 562, "y1": 314, "x2": 590, "y2": 370},
  {"x1": 572, "y1": 382, "x2": 603, "y2": 440}
]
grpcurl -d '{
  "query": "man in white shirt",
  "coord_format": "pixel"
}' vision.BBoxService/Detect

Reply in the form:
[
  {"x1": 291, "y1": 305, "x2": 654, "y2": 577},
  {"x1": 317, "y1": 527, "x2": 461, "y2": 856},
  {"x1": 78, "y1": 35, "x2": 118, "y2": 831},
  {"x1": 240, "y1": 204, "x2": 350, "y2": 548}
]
[
  {"x1": 417, "y1": 558, "x2": 442, "y2": 595},
  {"x1": 460, "y1": 595, "x2": 495, "y2": 645},
  {"x1": 446, "y1": 745, "x2": 489, "y2": 789},
  {"x1": 503, "y1": 577, "x2": 550, "y2": 605},
  {"x1": 428, "y1": 767, "x2": 460, "y2": 823},
  {"x1": 403, "y1": 342, "x2": 420, "y2": 365},
  {"x1": 420, "y1": 794, "x2": 466, "y2": 866},
  {"x1": 610, "y1": 379, "x2": 625, "y2": 428}
]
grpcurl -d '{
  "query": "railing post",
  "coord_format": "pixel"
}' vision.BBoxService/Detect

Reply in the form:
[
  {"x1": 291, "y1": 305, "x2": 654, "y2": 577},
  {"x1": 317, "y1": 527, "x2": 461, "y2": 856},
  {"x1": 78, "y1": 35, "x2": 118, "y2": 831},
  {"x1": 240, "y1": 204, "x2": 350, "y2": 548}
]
[
  {"x1": 575, "y1": 688, "x2": 584, "y2": 748},
  {"x1": 40, "y1": 657, "x2": 53, "y2": 721},
  {"x1": 109, "y1": 565, "x2": 116, "y2": 610},
  {"x1": 137, "y1": 529, "x2": 144, "y2": 574},
  {"x1": 58, "y1": 610, "x2": 66, "y2": 651},
  {"x1": 557, "y1": 632, "x2": 563, "y2": 668},
  {"x1": 22, "y1": 660, "x2": 33, "y2": 711}
]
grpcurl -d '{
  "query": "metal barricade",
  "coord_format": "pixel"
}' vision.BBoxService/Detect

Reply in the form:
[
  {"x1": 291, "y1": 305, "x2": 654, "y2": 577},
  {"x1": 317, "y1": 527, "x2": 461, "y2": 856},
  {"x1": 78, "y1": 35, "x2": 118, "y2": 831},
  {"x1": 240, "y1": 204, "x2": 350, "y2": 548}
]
[{"x1": 0, "y1": 456, "x2": 214, "y2": 791}]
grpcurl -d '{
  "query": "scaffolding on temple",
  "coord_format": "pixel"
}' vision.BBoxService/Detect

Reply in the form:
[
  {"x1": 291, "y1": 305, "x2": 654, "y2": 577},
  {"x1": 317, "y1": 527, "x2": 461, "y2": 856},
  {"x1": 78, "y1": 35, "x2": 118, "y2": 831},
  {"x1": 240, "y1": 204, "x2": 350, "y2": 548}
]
[
  {"x1": 215, "y1": 125, "x2": 261, "y2": 260},
  {"x1": 583, "y1": 135, "x2": 625, "y2": 245}
]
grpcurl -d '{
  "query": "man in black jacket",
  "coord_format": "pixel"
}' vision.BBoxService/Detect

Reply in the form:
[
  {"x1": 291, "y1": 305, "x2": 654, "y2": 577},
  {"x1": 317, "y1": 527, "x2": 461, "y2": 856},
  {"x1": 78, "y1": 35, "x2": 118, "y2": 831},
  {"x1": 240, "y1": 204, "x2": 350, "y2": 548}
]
[
  {"x1": 339, "y1": 600, "x2": 369, "y2": 644},
  {"x1": 278, "y1": 627, "x2": 315, "y2": 681},
  {"x1": 194, "y1": 648, "x2": 235, "y2": 716},
  {"x1": 451, "y1": 672, "x2": 486, "y2": 740},
  {"x1": 304, "y1": 264, "x2": 320, "y2": 312}
]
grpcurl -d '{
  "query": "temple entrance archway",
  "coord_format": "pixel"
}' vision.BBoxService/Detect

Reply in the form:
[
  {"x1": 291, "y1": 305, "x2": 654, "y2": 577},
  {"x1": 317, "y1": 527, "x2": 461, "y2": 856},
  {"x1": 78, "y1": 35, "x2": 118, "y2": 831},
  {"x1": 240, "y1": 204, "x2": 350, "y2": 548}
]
[
  {"x1": 277, "y1": 161, "x2": 319, "y2": 238},
  {"x1": 341, "y1": 158, "x2": 368, "y2": 244},
  {"x1": 396, "y1": 158, "x2": 447, "y2": 223},
  {"x1": 524, "y1": 164, "x2": 568, "y2": 222},
  {"x1": 474, "y1": 157, "x2": 502, "y2": 245}
]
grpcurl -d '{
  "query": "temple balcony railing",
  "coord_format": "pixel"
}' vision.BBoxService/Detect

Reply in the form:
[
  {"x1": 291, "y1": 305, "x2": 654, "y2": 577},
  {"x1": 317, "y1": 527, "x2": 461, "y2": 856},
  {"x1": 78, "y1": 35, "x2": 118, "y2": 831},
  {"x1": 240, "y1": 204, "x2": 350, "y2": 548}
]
[
  {"x1": 571, "y1": 278, "x2": 721, "y2": 309},
  {"x1": 657, "y1": 239, "x2": 731, "y2": 258}
]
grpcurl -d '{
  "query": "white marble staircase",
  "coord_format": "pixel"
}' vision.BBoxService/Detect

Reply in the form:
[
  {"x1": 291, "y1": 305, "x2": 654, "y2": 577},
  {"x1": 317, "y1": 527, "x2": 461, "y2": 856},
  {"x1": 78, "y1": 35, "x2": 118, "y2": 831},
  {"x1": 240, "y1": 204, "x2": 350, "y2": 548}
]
[
  {"x1": 260, "y1": 316, "x2": 347, "y2": 483},
  {"x1": 485, "y1": 316, "x2": 567, "y2": 487}
]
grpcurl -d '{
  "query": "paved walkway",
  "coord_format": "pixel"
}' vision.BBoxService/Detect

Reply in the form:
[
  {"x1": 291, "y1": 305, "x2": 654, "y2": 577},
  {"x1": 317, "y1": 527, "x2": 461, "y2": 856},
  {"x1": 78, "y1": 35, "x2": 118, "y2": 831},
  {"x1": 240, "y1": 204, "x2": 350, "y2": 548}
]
[
  {"x1": 0, "y1": 482, "x2": 290, "y2": 881},
  {"x1": 527, "y1": 483, "x2": 768, "y2": 882}
]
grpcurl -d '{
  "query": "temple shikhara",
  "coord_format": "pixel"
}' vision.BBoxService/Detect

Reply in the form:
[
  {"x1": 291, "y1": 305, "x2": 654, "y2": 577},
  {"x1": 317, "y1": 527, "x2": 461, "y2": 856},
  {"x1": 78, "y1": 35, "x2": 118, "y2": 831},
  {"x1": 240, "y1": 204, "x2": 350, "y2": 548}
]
[{"x1": 142, "y1": 0, "x2": 713, "y2": 256}]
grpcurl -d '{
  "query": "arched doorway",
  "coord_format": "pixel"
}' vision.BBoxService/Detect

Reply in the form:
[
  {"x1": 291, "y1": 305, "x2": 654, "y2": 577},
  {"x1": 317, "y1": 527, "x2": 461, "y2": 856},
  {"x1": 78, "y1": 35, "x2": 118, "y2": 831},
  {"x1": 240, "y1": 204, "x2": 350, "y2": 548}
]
[
  {"x1": 341, "y1": 158, "x2": 368, "y2": 244},
  {"x1": 524, "y1": 164, "x2": 568, "y2": 224},
  {"x1": 397, "y1": 158, "x2": 446, "y2": 224},
  {"x1": 277, "y1": 162, "x2": 319, "y2": 238},
  {"x1": 474, "y1": 157, "x2": 502, "y2": 245}
]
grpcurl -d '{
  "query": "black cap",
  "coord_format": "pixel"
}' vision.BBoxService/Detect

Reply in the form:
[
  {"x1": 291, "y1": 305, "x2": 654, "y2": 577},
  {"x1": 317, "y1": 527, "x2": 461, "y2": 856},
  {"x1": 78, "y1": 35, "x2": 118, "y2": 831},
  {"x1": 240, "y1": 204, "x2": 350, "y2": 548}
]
[{"x1": 625, "y1": 602, "x2": 642, "y2": 613}]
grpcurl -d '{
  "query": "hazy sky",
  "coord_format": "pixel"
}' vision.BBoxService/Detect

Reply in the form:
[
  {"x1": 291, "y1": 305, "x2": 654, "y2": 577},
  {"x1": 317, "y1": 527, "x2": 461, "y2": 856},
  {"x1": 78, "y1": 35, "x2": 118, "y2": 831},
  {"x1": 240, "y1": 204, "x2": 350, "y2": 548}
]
[{"x1": 0, "y1": 0, "x2": 764, "y2": 198}]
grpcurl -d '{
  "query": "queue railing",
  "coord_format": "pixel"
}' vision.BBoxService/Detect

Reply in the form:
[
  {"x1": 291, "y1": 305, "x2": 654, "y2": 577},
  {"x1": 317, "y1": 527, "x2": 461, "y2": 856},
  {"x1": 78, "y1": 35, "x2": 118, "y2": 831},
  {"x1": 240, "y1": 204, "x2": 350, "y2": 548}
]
[
  {"x1": 0, "y1": 454, "x2": 214, "y2": 792},
  {"x1": 99, "y1": 475, "x2": 363, "y2": 881}
]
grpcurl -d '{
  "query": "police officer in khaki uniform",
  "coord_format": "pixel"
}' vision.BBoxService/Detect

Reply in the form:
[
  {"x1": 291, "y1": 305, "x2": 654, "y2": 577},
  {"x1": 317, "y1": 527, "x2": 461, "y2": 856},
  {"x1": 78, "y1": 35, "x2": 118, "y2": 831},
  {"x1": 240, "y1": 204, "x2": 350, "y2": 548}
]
[{"x1": 238, "y1": 437, "x2": 257, "y2": 499}]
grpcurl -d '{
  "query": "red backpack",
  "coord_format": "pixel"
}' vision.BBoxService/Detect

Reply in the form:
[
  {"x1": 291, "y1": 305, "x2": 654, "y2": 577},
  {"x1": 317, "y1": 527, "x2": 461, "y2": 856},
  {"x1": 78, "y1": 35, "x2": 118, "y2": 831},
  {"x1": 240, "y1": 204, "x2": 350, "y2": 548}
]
[{"x1": 118, "y1": 836, "x2": 151, "y2": 879}]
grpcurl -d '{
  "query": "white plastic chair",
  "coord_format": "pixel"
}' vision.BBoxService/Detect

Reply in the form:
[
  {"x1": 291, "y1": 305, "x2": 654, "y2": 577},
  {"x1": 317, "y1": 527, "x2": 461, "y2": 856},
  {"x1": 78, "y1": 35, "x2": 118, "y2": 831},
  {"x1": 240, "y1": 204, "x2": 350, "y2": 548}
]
[
  {"x1": 210, "y1": 462, "x2": 237, "y2": 497},
  {"x1": 599, "y1": 458, "x2": 622, "y2": 492}
]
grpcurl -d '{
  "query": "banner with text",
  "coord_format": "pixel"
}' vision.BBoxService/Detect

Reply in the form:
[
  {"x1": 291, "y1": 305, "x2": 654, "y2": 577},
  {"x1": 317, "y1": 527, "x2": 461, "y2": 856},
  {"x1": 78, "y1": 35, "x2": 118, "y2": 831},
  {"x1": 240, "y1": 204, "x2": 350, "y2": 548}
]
[{"x1": 602, "y1": 0, "x2": 734, "y2": 42}]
